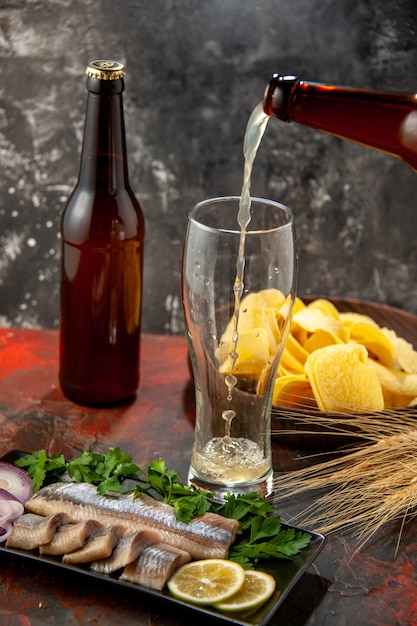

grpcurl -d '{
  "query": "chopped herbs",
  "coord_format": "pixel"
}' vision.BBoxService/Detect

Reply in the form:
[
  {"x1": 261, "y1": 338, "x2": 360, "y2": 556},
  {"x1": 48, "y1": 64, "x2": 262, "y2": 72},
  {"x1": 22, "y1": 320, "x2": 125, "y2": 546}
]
[{"x1": 15, "y1": 447, "x2": 311, "y2": 568}]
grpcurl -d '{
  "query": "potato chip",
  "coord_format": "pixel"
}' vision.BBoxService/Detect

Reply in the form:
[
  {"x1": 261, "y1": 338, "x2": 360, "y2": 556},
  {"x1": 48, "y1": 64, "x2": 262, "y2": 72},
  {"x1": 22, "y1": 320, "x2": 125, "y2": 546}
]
[
  {"x1": 241, "y1": 288, "x2": 286, "y2": 310},
  {"x1": 275, "y1": 298, "x2": 417, "y2": 411},
  {"x1": 292, "y1": 307, "x2": 345, "y2": 342},
  {"x1": 303, "y1": 328, "x2": 344, "y2": 353},
  {"x1": 272, "y1": 374, "x2": 316, "y2": 408},
  {"x1": 216, "y1": 289, "x2": 291, "y2": 378},
  {"x1": 261, "y1": 308, "x2": 282, "y2": 354},
  {"x1": 232, "y1": 306, "x2": 281, "y2": 348},
  {"x1": 381, "y1": 387, "x2": 417, "y2": 410},
  {"x1": 307, "y1": 298, "x2": 340, "y2": 319},
  {"x1": 291, "y1": 307, "x2": 335, "y2": 332},
  {"x1": 292, "y1": 297, "x2": 307, "y2": 314},
  {"x1": 217, "y1": 292, "x2": 417, "y2": 413},
  {"x1": 304, "y1": 343, "x2": 384, "y2": 413},
  {"x1": 370, "y1": 360, "x2": 417, "y2": 398},
  {"x1": 347, "y1": 322, "x2": 395, "y2": 368},
  {"x1": 380, "y1": 328, "x2": 417, "y2": 374},
  {"x1": 276, "y1": 296, "x2": 294, "y2": 328},
  {"x1": 339, "y1": 312, "x2": 379, "y2": 328},
  {"x1": 218, "y1": 327, "x2": 270, "y2": 378},
  {"x1": 240, "y1": 290, "x2": 293, "y2": 335},
  {"x1": 278, "y1": 347, "x2": 306, "y2": 376},
  {"x1": 284, "y1": 333, "x2": 309, "y2": 365}
]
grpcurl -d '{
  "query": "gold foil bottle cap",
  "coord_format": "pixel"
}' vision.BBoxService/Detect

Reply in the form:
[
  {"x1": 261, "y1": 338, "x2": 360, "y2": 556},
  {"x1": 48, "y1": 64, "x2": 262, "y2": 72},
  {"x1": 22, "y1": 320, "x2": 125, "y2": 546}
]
[{"x1": 85, "y1": 60, "x2": 126, "y2": 80}]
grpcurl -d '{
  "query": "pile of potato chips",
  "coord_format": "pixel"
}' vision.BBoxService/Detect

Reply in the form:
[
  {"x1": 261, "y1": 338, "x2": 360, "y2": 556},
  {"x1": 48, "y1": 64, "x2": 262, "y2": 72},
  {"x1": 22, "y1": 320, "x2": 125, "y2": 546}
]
[
  {"x1": 216, "y1": 289, "x2": 291, "y2": 381},
  {"x1": 216, "y1": 289, "x2": 417, "y2": 413}
]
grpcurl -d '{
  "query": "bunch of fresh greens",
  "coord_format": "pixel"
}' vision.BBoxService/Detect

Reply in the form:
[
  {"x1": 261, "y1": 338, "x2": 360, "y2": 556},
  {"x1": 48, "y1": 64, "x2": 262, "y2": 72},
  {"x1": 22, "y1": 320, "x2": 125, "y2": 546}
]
[
  {"x1": 216, "y1": 492, "x2": 312, "y2": 568},
  {"x1": 15, "y1": 448, "x2": 311, "y2": 569},
  {"x1": 15, "y1": 448, "x2": 140, "y2": 495}
]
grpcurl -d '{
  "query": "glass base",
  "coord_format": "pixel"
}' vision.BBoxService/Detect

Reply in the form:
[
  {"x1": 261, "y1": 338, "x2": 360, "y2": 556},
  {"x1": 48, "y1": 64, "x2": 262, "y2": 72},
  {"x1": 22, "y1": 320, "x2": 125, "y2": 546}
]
[{"x1": 188, "y1": 464, "x2": 274, "y2": 502}]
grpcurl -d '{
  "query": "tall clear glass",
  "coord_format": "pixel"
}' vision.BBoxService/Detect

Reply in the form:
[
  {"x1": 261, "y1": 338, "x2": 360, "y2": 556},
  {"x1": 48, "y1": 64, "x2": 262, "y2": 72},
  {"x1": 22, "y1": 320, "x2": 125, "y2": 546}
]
[{"x1": 182, "y1": 196, "x2": 297, "y2": 500}]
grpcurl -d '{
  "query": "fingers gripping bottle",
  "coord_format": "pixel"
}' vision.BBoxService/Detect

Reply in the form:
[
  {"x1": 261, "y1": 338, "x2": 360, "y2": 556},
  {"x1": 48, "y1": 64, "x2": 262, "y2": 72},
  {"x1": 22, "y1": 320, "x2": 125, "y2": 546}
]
[{"x1": 59, "y1": 60, "x2": 145, "y2": 405}]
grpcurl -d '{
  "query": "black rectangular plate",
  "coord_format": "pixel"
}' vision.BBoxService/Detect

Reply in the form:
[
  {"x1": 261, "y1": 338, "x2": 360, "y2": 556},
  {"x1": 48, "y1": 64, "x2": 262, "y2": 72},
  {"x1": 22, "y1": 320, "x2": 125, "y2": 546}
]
[{"x1": 0, "y1": 450, "x2": 326, "y2": 626}]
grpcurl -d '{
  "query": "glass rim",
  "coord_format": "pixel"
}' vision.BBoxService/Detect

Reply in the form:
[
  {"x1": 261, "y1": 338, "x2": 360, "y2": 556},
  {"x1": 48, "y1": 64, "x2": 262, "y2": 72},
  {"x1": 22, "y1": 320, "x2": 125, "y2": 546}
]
[{"x1": 189, "y1": 195, "x2": 294, "y2": 235}]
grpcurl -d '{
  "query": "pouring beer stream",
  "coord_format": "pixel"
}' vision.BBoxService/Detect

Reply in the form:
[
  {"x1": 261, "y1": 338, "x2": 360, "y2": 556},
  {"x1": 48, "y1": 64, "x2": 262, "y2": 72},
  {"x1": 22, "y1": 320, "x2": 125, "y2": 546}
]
[{"x1": 217, "y1": 72, "x2": 417, "y2": 476}]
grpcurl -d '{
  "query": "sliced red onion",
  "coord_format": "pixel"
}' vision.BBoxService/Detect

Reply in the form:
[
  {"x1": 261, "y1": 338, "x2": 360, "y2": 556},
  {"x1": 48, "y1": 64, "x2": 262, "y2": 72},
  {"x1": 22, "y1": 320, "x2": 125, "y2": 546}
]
[
  {"x1": 0, "y1": 487, "x2": 20, "y2": 502},
  {"x1": 0, "y1": 522, "x2": 12, "y2": 541},
  {"x1": 0, "y1": 462, "x2": 33, "y2": 504},
  {"x1": 0, "y1": 498, "x2": 24, "y2": 525},
  {"x1": 0, "y1": 465, "x2": 29, "y2": 544},
  {"x1": 0, "y1": 495, "x2": 24, "y2": 543}
]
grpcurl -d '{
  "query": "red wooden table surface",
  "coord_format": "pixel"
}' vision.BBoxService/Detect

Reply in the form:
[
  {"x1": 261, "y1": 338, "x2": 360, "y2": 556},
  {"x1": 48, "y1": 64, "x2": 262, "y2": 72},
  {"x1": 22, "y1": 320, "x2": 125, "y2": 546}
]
[{"x1": 1, "y1": 326, "x2": 417, "y2": 626}]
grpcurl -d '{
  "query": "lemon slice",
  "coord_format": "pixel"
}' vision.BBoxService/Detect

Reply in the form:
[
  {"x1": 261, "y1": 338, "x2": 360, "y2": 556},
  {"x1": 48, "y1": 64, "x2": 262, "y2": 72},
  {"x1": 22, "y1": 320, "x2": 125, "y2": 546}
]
[
  {"x1": 167, "y1": 559, "x2": 245, "y2": 605},
  {"x1": 214, "y1": 569, "x2": 276, "y2": 612}
]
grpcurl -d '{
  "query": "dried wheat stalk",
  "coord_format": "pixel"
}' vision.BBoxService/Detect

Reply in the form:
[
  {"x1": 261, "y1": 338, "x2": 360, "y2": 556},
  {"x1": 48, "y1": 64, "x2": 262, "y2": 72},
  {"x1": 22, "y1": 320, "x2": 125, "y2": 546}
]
[{"x1": 271, "y1": 408, "x2": 417, "y2": 549}]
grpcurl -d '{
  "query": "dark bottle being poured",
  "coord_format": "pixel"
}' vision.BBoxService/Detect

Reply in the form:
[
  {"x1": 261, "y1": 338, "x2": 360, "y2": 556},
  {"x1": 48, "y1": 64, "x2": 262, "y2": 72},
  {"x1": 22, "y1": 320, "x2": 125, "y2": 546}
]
[
  {"x1": 264, "y1": 74, "x2": 417, "y2": 172},
  {"x1": 59, "y1": 60, "x2": 145, "y2": 406}
]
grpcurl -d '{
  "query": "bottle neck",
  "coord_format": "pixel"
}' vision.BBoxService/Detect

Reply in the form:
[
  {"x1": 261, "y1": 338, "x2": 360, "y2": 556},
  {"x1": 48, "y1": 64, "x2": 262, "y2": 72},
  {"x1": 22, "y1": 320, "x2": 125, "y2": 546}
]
[
  {"x1": 78, "y1": 84, "x2": 130, "y2": 190},
  {"x1": 264, "y1": 74, "x2": 417, "y2": 171}
]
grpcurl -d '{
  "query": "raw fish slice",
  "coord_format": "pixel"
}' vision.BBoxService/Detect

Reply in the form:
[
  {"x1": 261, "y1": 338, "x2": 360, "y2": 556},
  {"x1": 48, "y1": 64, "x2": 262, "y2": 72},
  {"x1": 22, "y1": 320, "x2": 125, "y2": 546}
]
[
  {"x1": 39, "y1": 519, "x2": 105, "y2": 555},
  {"x1": 25, "y1": 483, "x2": 238, "y2": 559},
  {"x1": 62, "y1": 525, "x2": 124, "y2": 564},
  {"x1": 6, "y1": 513, "x2": 69, "y2": 550},
  {"x1": 91, "y1": 529, "x2": 161, "y2": 574},
  {"x1": 120, "y1": 542, "x2": 191, "y2": 590}
]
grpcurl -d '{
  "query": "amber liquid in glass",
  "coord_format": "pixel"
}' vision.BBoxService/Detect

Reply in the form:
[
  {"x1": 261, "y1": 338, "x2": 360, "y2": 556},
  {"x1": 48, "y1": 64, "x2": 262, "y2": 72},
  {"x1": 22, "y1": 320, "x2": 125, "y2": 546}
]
[{"x1": 59, "y1": 74, "x2": 144, "y2": 406}]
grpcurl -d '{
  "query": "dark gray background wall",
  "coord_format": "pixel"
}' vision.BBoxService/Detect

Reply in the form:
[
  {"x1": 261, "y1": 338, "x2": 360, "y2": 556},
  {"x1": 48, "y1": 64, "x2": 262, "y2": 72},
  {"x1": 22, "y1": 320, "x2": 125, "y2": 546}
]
[{"x1": 1, "y1": 0, "x2": 416, "y2": 334}]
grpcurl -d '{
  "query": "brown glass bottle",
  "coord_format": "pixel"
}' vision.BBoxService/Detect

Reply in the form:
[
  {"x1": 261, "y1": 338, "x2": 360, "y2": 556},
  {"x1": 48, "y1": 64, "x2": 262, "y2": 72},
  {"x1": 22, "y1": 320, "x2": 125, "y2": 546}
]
[
  {"x1": 264, "y1": 74, "x2": 417, "y2": 172},
  {"x1": 59, "y1": 60, "x2": 145, "y2": 406}
]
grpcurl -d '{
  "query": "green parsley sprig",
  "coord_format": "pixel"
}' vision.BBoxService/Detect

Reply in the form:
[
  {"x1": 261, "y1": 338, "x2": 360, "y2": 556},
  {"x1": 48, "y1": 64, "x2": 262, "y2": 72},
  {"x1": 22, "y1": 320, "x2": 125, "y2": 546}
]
[
  {"x1": 214, "y1": 492, "x2": 311, "y2": 568},
  {"x1": 134, "y1": 459, "x2": 212, "y2": 522},
  {"x1": 15, "y1": 447, "x2": 140, "y2": 495},
  {"x1": 15, "y1": 449, "x2": 67, "y2": 492},
  {"x1": 226, "y1": 514, "x2": 312, "y2": 569},
  {"x1": 15, "y1": 448, "x2": 311, "y2": 569}
]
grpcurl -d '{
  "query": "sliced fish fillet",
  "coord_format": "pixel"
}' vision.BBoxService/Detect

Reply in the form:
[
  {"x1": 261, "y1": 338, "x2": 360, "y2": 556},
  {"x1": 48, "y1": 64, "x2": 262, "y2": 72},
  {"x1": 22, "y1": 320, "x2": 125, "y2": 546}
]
[
  {"x1": 120, "y1": 542, "x2": 191, "y2": 590},
  {"x1": 91, "y1": 529, "x2": 161, "y2": 574},
  {"x1": 39, "y1": 520, "x2": 105, "y2": 555},
  {"x1": 62, "y1": 525, "x2": 124, "y2": 564},
  {"x1": 6, "y1": 513, "x2": 69, "y2": 550},
  {"x1": 25, "y1": 483, "x2": 238, "y2": 559}
]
